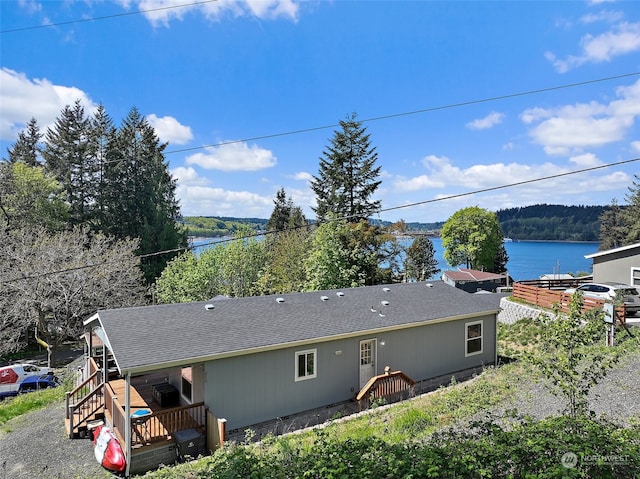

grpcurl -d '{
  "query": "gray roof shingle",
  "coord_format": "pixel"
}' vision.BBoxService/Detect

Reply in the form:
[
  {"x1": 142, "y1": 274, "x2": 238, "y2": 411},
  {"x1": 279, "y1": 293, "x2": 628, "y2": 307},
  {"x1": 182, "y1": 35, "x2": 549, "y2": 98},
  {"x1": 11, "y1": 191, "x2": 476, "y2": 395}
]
[{"x1": 92, "y1": 281, "x2": 499, "y2": 374}]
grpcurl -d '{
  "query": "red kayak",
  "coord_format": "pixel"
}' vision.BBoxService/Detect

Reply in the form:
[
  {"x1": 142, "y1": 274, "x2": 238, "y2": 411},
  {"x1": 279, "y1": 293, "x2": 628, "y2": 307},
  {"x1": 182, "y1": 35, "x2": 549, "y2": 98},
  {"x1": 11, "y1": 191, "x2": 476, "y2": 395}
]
[{"x1": 93, "y1": 425, "x2": 126, "y2": 473}]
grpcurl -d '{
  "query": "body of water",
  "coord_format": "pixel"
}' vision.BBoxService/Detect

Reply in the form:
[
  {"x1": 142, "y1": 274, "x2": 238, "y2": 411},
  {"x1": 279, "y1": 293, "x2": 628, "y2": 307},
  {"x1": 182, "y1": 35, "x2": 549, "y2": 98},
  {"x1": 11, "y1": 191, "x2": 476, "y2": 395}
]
[
  {"x1": 429, "y1": 238, "x2": 598, "y2": 281},
  {"x1": 192, "y1": 237, "x2": 599, "y2": 282}
]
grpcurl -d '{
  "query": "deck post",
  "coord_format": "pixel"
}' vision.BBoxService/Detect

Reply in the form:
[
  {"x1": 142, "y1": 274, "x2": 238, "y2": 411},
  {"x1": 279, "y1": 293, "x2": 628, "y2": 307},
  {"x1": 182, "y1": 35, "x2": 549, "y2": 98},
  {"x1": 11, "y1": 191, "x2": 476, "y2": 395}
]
[{"x1": 124, "y1": 372, "x2": 131, "y2": 478}]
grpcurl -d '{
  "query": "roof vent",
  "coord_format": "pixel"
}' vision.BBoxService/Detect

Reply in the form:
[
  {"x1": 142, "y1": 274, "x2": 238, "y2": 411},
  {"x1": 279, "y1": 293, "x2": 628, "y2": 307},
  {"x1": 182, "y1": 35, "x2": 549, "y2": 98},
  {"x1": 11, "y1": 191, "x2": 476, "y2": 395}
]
[
  {"x1": 383, "y1": 287, "x2": 391, "y2": 292},
  {"x1": 336, "y1": 291, "x2": 345, "y2": 297},
  {"x1": 321, "y1": 295, "x2": 329, "y2": 301},
  {"x1": 204, "y1": 304, "x2": 215, "y2": 311},
  {"x1": 381, "y1": 300, "x2": 390, "y2": 306},
  {"x1": 276, "y1": 297, "x2": 285, "y2": 303}
]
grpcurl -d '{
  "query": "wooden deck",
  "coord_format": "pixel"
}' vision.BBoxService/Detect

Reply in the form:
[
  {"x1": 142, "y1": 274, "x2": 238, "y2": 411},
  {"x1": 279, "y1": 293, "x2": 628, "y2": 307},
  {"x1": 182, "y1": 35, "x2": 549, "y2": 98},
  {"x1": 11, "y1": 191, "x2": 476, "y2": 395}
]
[{"x1": 104, "y1": 374, "x2": 205, "y2": 449}]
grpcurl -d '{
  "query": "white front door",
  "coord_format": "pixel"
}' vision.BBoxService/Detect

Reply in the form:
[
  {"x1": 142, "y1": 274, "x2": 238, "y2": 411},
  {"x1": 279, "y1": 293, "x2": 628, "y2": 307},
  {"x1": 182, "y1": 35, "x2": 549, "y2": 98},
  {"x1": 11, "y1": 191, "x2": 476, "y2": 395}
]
[{"x1": 359, "y1": 339, "x2": 377, "y2": 389}]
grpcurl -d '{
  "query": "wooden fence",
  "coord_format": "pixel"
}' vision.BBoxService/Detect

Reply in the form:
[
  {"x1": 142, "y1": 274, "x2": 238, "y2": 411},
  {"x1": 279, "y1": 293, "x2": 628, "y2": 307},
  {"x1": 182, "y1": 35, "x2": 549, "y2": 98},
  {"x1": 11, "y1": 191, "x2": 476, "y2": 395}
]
[{"x1": 512, "y1": 282, "x2": 626, "y2": 322}]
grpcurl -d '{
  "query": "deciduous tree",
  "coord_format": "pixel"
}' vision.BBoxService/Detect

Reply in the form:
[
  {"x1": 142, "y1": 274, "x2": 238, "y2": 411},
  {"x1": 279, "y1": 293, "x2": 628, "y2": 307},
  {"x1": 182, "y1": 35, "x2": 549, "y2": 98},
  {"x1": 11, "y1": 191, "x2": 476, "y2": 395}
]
[
  {"x1": 441, "y1": 206, "x2": 504, "y2": 272},
  {"x1": 0, "y1": 162, "x2": 68, "y2": 231},
  {"x1": 0, "y1": 226, "x2": 146, "y2": 365}
]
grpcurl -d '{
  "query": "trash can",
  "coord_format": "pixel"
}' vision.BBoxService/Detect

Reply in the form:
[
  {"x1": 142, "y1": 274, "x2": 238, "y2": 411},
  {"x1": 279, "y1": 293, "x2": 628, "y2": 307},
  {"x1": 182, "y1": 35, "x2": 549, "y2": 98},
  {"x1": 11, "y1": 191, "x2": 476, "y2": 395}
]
[{"x1": 173, "y1": 428, "x2": 205, "y2": 460}]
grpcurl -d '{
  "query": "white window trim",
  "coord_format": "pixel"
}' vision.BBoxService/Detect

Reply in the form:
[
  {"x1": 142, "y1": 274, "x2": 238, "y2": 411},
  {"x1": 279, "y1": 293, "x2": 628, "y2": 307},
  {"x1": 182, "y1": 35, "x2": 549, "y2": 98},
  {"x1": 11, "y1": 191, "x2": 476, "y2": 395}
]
[
  {"x1": 295, "y1": 349, "x2": 317, "y2": 381},
  {"x1": 631, "y1": 267, "x2": 640, "y2": 288},
  {"x1": 465, "y1": 320, "x2": 483, "y2": 357}
]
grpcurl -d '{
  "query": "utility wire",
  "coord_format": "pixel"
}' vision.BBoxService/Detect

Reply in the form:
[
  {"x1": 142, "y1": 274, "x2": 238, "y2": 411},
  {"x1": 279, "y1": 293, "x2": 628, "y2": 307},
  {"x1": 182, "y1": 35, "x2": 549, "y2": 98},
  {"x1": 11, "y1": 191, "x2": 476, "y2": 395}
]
[
  {"x1": 164, "y1": 72, "x2": 640, "y2": 156},
  {"x1": 0, "y1": 0, "x2": 219, "y2": 34},
  {"x1": 3, "y1": 155, "x2": 638, "y2": 285}
]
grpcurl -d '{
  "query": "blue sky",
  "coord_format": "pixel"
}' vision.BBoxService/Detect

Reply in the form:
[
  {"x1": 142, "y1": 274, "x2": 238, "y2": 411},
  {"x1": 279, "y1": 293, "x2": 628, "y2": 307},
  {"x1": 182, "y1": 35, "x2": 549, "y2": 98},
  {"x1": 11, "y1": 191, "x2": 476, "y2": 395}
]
[{"x1": 1, "y1": 0, "x2": 640, "y2": 223}]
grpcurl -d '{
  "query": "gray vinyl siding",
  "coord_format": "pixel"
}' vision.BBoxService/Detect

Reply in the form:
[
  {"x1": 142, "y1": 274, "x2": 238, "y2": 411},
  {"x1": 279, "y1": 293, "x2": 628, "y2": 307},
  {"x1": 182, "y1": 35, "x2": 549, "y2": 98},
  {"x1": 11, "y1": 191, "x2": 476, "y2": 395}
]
[
  {"x1": 204, "y1": 314, "x2": 496, "y2": 430},
  {"x1": 592, "y1": 252, "x2": 640, "y2": 285}
]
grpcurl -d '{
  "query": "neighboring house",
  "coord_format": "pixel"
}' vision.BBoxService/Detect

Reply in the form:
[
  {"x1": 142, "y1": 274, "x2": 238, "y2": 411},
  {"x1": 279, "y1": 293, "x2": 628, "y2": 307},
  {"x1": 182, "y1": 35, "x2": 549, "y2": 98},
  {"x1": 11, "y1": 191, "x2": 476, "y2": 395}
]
[
  {"x1": 539, "y1": 274, "x2": 575, "y2": 281},
  {"x1": 584, "y1": 243, "x2": 640, "y2": 288},
  {"x1": 71, "y1": 281, "x2": 499, "y2": 476},
  {"x1": 442, "y1": 268, "x2": 511, "y2": 293}
]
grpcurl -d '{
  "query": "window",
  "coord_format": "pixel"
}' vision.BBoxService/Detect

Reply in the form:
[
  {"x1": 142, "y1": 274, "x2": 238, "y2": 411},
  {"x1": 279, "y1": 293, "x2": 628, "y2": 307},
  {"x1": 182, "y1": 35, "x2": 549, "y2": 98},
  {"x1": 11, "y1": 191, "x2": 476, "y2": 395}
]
[
  {"x1": 295, "y1": 349, "x2": 317, "y2": 381},
  {"x1": 181, "y1": 366, "x2": 192, "y2": 402},
  {"x1": 465, "y1": 321, "x2": 483, "y2": 357}
]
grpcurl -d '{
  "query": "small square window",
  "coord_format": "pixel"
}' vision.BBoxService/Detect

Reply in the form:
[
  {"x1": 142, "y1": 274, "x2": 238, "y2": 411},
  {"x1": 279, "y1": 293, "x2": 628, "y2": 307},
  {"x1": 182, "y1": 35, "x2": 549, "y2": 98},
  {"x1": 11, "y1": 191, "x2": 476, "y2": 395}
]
[
  {"x1": 295, "y1": 349, "x2": 317, "y2": 381},
  {"x1": 465, "y1": 321, "x2": 483, "y2": 357}
]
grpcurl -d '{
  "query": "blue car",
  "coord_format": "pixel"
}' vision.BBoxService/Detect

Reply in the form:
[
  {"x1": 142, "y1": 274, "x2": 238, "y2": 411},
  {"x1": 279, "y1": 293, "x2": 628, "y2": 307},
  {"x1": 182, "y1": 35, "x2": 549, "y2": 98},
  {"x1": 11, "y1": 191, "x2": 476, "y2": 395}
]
[{"x1": 17, "y1": 373, "x2": 59, "y2": 393}]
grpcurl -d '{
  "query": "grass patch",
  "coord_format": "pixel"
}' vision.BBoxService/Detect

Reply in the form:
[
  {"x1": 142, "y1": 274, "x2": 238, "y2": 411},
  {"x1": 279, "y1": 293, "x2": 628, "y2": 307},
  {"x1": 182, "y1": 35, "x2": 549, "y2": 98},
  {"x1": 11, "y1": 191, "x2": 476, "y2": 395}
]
[
  {"x1": 0, "y1": 370, "x2": 76, "y2": 431},
  {"x1": 498, "y1": 317, "x2": 545, "y2": 359}
]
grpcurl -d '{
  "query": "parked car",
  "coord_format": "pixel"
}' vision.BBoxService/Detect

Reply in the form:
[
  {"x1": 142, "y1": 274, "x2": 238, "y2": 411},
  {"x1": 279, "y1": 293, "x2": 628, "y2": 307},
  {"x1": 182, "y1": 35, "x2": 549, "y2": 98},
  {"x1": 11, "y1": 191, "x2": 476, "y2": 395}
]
[
  {"x1": 18, "y1": 373, "x2": 59, "y2": 393},
  {"x1": 565, "y1": 282, "x2": 640, "y2": 315},
  {"x1": 0, "y1": 364, "x2": 54, "y2": 400}
]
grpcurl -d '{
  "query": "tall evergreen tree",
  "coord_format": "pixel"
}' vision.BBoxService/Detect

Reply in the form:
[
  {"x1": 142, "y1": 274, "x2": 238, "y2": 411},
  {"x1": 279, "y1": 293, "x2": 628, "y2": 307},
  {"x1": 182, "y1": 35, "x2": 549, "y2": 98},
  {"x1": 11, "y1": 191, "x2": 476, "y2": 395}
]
[
  {"x1": 89, "y1": 104, "x2": 117, "y2": 231},
  {"x1": 42, "y1": 100, "x2": 96, "y2": 227},
  {"x1": 104, "y1": 107, "x2": 187, "y2": 283},
  {"x1": 623, "y1": 175, "x2": 640, "y2": 245},
  {"x1": 311, "y1": 113, "x2": 381, "y2": 222},
  {"x1": 6, "y1": 118, "x2": 42, "y2": 166},
  {"x1": 599, "y1": 199, "x2": 627, "y2": 250},
  {"x1": 405, "y1": 235, "x2": 440, "y2": 281},
  {"x1": 266, "y1": 187, "x2": 306, "y2": 232}
]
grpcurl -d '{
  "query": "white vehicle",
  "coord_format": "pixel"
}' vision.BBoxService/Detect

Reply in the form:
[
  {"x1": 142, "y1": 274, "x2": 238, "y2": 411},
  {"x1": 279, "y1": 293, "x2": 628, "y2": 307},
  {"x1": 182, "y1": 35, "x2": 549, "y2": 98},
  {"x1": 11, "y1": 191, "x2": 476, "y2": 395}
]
[
  {"x1": 566, "y1": 282, "x2": 640, "y2": 315},
  {"x1": 0, "y1": 363, "x2": 54, "y2": 399}
]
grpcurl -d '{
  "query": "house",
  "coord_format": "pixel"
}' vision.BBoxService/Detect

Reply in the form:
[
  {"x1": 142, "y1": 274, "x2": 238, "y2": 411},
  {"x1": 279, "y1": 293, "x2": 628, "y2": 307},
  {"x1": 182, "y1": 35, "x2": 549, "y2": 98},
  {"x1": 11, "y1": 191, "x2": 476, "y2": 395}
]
[
  {"x1": 442, "y1": 268, "x2": 511, "y2": 293},
  {"x1": 584, "y1": 242, "x2": 640, "y2": 288},
  {"x1": 69, "y1": 281, "x2": 499, "y2": 476}
]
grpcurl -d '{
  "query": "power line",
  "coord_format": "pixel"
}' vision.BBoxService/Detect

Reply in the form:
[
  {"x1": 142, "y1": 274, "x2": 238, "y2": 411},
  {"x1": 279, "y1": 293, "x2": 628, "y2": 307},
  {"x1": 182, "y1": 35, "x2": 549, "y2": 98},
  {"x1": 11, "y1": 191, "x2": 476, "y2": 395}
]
[
  {"x1": 0, "y1": 0, "x2": 219, "y2": 34},
  {"x1": 163, "y1": 71, "x2": 640, "y2": 155},
  {"x1": 3, "y1": 155, "x2": 638, "y2": 285}
]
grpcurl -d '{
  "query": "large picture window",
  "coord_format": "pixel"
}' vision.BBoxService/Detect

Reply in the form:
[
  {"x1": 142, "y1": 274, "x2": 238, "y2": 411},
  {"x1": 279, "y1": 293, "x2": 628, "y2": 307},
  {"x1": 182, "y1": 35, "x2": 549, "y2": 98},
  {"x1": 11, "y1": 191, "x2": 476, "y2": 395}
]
[
  {"x1": 465, "y1": 321, "x2": 483, "y2": 357},
  {"x1": 295, "y1": 349, "x2": 317, "y2": 381}
]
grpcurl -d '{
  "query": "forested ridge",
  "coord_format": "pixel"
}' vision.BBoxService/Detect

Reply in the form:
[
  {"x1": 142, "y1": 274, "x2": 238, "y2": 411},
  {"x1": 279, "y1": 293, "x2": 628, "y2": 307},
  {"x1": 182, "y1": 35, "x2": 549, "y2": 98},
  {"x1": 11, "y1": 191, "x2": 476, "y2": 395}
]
[
  {"x1": 496, "y1": 204, "x2": 605, "y2": 241},
  {"x1": 184, "y1": 204, "x2": 607, "y2": 242}
]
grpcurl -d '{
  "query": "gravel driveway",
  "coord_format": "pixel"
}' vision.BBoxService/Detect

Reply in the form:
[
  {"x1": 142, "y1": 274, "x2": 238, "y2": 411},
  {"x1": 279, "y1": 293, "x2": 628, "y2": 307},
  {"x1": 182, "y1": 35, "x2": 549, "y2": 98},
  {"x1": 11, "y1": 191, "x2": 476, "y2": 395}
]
[
  {"x1": 0, "y1": 401, "x2": 111, "y2": 479},
  {"x1": 2, "y1": 351, "x2": 639, "y2": 479}
]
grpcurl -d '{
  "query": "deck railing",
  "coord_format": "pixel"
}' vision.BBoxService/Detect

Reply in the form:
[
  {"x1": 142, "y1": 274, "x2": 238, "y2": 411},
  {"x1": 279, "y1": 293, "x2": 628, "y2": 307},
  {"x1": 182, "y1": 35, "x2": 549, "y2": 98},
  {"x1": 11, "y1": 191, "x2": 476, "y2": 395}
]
[
  {"x1": 66, "y1": 359, "x2": 104, "y2": 438},
  {"x1": 512, "y1": 282, "x2": 626, "y2": 322},
  {"x1": 129, "y1": 402, "x2": 206, "y2": 447},
  {"x1": 356, "y1": 369, "x2": 416, "y2": 411}
]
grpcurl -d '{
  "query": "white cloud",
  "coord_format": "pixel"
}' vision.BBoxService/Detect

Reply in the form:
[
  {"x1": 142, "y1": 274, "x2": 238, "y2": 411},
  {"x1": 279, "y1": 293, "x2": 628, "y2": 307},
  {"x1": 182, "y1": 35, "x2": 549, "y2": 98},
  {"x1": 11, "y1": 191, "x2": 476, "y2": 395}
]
[
  {"x1": 631, "y1": 141, "x2": 640, "y2": 153},
  {"x1": 581, "y1": 10, "x2": 623, "y2": 25},
  {"x1": 147, "y1": 114, "x2": 193, "y2": 145},
  {"x1": 466, "y1": 111, "x2": 505, "y2": 130},
  {"x1": 291, "y1": 171, "x2": 313, "y2": 181},
  {"x1": 185, "y1": 141, "x2": 277, "y2": 171},
  {"x1": 0, "y1": 68, "x2": 96, "y2": 141},
  {"x1": 122, "y1": 0, "x2": 298, "y2": 27},
  {"x1": 522, "y1": 79, "x2": 640, "y2": 155},
  {"x1": 17, "y1": 0, "x2": 42, "y2": 14},
  {"x1": 569, "y1": 153, "x2": 602, "y2": 167},
  {"x1": 176, "y1": 184, "x2": 272, "y2": 217},
  {"x1": 171, "y1": 166, "x2": 209, "y2": 186},
  {"x1": 390, "y1": 153, "x2": 633, "y2": 219},
  {"x1": 547, "y1": 21, "x2": 640, "y2": 73}
]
